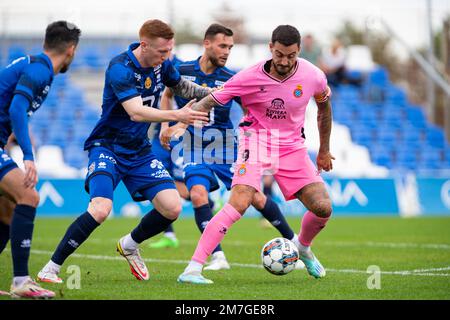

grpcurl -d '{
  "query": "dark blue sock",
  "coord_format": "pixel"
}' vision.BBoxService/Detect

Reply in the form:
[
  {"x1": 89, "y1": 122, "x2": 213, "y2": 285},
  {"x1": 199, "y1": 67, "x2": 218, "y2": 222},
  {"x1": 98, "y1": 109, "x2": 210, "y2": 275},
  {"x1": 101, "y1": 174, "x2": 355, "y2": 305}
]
[
  {"x1": 10, "y1": 204, "x2": 36, "y2": 277},
  {"x1": 51, "y1": 212, "x2": 99, "y2": 265},
  {"x1": 258, "y1": 197, "x2": 294, "y2": 240},
  {"x1": 165, "y1": 224, "x2": 174, "y2": 233},
  {"x1": 0, "y1": 221, "x2": 10, "y2": 254},
  {"x1": 131, "y1": 209, "x2": 176, "y2": 244},
  {"x1": 208, "y1": 197, "x2": 215, "y2": 211},
  {"x1": 194, "y1": 204, "x2": 222, "y2": 253},
  {"x1": 263, "y1": 185, "x2": 273, "y2": 198}
]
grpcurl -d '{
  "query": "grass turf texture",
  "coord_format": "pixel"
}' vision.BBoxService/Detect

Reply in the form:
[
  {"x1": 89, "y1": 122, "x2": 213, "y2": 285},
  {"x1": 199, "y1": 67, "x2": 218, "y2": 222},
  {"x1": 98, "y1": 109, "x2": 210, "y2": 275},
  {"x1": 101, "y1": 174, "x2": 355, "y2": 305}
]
[{"x1": 0, "y1": 216, "x2": 449, "y2": 300}]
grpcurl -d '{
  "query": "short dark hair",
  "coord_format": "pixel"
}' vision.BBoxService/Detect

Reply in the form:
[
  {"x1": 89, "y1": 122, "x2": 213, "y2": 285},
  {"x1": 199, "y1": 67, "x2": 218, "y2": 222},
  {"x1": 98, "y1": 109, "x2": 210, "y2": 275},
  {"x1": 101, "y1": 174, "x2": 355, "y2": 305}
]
[
  {"x1": 44, "y1": 21, "x2": 81, "y2": 53},
  {"x1": 204, "y1": 23, "x2": 233, "y2": 40},
  {"x1": 139, "y1": 19, "x2": 174, "y2": 40},
  {"x1": 271, "y1": 25, "x2": 301, "y2": 47}
]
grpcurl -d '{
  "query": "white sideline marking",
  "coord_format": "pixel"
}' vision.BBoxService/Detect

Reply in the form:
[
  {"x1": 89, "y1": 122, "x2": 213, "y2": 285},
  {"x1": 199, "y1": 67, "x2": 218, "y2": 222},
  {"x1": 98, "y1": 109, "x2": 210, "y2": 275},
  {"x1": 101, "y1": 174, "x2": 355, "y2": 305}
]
[{"x1": 28, "y1": 249, "x2": 450, "y2": 277}]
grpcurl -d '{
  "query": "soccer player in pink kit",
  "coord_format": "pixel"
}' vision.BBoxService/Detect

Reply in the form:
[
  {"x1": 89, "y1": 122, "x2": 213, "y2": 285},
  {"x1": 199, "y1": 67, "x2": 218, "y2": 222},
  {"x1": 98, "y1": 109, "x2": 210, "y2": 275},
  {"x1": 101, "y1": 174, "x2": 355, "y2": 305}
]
[{"x1": 177, "y1": 25, "x2": 334, "y2": 284}]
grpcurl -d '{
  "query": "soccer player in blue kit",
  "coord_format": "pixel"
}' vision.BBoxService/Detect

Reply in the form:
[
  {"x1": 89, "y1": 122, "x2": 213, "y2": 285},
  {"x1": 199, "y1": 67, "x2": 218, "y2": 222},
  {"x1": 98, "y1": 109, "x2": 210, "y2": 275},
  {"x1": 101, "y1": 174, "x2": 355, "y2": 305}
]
[
  {"x1": 159, "y1": 24, "x2": 302, "y2": 270},
  {"x1": 0, "y1": 21, "x2": 81, "y2": 298},
  {"x1": 37, "y1": 19, "x2": 210, "y2": 283}
]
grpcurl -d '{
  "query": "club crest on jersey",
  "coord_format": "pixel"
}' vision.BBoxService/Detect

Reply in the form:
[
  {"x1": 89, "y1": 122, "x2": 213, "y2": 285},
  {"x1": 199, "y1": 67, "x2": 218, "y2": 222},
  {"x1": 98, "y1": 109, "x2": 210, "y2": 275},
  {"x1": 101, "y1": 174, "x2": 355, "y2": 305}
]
[
  {"x1": 145, "y1": 77, "x2": 152, "y2": 89},
  {"x1": 201, "y1": 83, "x2": 208, "y2": 87},
  {"x1": 293, "y1": 85, "x2": 303, "y2": 98},
  {"x1": 238, "y1": 164, "x2": 246, "y2": 176}
]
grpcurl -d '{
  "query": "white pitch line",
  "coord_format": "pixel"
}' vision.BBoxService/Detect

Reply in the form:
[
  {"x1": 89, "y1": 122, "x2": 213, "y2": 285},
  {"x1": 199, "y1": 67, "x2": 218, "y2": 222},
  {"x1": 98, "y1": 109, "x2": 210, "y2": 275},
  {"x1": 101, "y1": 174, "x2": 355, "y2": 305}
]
[
  {"x1": 27, "y1": 249, "x2": 450, "y2": 277},
  {"x1": 33, "y1": 238, "x2": 450, "y2": 250}
]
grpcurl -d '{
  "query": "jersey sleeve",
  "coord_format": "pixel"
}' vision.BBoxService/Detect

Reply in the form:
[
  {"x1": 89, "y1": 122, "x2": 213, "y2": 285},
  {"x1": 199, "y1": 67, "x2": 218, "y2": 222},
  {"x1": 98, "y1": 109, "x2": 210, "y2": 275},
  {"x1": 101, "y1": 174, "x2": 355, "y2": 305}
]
[
  {"x1": 210, "y1": 74, "x2": 242, "y2": 106},
  {"x1": 14, "y1": 63, "x2": 48, "y2": 103},
  {"x1": 313, "y1": 69, "x2": 331, "y2": 104},
  {"x1": 162, "y1": 59, "x2": 181, "y2": 87},
  {"x1": 9, "y1": 94, "x2": 33, "y2": 160},
  {"x1": 108, "y1": 63, "x2": 140, "y2": 103}
]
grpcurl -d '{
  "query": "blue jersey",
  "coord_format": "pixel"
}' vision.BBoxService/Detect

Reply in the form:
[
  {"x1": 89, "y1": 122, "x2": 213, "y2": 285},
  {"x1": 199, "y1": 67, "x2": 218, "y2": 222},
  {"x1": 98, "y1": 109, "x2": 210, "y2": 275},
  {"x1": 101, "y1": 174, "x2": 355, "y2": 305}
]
[
  {"x1": 0, "y1": 54, "x2": 53, "y2": 148},
  {"x1": 175, "y1": 58, "x2": 240, "y2": 136},
  {"x1": 84, "y1": 43, "x2": 181, "y2": 156}
]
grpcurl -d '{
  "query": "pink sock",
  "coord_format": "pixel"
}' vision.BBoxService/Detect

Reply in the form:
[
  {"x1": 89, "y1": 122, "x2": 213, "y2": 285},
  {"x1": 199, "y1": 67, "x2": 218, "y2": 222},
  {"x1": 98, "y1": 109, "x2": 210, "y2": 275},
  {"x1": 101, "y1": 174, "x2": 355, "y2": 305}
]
[
  {"x1": 298, "y1": 211, "x2": 330, "y2": 247},
  {"x1": 192, "y1": 203, "x2": 242, "y2": 264}
]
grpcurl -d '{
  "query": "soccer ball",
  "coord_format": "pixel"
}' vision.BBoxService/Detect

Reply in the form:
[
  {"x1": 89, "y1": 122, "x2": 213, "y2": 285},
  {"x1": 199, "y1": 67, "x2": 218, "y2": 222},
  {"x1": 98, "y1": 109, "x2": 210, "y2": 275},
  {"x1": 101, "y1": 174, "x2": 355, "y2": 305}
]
[{"x1": 261, "y1": 237, "x2": 299, "y2": 275}]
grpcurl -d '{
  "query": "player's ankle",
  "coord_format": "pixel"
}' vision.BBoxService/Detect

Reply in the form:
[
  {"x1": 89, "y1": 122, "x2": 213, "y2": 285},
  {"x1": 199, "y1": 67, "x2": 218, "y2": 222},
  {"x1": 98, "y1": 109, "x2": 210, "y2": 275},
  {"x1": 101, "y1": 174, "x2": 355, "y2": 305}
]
[
  {"x1": 211, "y1": 251, "x2": 226, "y2": 259},
  {"x1": 43, "y1": 260, "x2": 61, "y2": 274},
  {"x1": 184, "y1": 260, "x2": 203, "y2": 275}
]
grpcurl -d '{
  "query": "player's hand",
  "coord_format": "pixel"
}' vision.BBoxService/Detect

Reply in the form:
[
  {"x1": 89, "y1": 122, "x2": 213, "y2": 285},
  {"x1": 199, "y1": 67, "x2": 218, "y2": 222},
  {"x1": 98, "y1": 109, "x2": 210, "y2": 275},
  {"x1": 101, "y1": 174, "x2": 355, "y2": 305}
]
[
  {"x1": 160, "y1": 125, "x2": 186, "y2": 150},
  {"x1": 316, "y1": 150, "x2": 335, "y2": 172},
  {"x1": 177, "y1": 99, "x2": 209, "y2": 126},
  {"x1": 23, "y1": 160, "x2": 38, "y2": 188}
]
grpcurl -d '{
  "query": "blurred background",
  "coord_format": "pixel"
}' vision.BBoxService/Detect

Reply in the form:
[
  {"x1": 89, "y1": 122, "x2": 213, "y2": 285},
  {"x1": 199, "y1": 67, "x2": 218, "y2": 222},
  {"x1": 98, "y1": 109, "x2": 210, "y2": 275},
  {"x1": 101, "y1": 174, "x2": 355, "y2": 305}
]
[{"x1": 1, "y1": 0, "x2": 449, "y2": 217}]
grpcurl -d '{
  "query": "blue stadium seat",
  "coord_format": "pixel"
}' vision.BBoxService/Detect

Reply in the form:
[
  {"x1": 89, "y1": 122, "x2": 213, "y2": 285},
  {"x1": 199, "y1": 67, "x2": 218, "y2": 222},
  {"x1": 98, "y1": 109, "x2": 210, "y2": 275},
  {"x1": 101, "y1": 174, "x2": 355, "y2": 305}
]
[
  {"x1": 406, "y1": 106, "x2": 427, "y2": 128},
  {"x1": 425, "y1": 125, "x2": 446, "y2": 148},
  {"x1": 7, "y1": 45, "x2": 26, "y2": 62}
]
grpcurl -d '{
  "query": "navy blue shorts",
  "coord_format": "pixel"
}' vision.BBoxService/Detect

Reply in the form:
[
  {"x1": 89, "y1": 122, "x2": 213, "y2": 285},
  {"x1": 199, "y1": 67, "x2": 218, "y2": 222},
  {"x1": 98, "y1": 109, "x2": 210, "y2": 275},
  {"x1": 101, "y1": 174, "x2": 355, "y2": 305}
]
[
  {"x1": 182, "y1": 133, "x2": 238, "y2": 192},
  {"x1": 0, "y1": 147, "x2": 18, "y2": 182},
  {"x1": 85, "y1": 146, "x2": 176, "y2": 202}
]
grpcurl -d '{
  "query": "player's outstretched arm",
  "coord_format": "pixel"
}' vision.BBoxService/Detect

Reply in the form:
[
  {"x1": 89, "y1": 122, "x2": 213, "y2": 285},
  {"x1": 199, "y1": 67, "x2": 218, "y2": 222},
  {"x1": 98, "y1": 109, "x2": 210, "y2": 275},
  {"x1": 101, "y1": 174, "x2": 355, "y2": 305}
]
[
  {"x1": 316, "y1": 99, "x2": 335, "y2": 172},
  {"x1": 122, "y1": 96, "x2": 209, "y2": 125},
  {"x1": 159, "y1": 94, "x2": 218, "y2": 149},
  {"x1": 169, "y1": 77, "x2": 211, "y2": 100}
]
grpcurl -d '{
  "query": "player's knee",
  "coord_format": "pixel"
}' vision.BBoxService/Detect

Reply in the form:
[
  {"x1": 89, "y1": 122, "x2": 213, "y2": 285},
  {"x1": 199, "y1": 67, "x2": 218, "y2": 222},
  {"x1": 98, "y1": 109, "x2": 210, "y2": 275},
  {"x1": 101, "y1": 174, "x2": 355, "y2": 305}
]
[
  {"x1": 88, "y1": 199, "x2": 112, "y2": 223},
  {"x1": 159, "y1": 201, "x2": 182, "y2": 220},
  {"x1": 189, "y1": 186, "x2": 208, "y2": 207},
  {"x1": 251, "y1": 192, "x2": 267, "y2": 211},
  {"x1": 17, "y1": 189, "x2": 40, "y2": 207},
  {"x1": 312, "y1": 200, "x2": 332, "y2": 218}
]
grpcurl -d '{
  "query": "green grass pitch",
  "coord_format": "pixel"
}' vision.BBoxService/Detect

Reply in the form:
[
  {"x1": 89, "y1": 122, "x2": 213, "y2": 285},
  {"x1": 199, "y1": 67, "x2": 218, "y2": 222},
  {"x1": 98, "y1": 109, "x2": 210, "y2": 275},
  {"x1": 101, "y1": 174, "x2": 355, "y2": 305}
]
[{"x1": 1, "y1": 216, "x2": 449, "y2": 300}]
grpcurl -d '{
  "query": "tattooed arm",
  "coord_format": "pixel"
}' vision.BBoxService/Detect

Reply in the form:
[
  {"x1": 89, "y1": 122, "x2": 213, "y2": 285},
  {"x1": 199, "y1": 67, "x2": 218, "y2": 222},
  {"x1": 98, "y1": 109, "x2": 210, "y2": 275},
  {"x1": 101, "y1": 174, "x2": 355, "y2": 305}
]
[
  {"x1": 169, "y1": 77, "x2": 211, "y2": 100},
  {"x1": 316, "y1": 99, "x2": 335, "y2": 171}
]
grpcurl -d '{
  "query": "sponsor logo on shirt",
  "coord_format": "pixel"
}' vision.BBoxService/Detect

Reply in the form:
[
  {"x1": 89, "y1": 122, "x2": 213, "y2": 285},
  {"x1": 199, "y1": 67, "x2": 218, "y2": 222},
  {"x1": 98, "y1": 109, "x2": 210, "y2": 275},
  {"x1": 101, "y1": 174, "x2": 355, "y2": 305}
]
[
  {"x1": 265, "y1": 98, "x2": 287, "y2": 120},
  {"x1": 182, "y1": 75, "x2": 196, "y2": 82},
  {"x1": 214, "y1": 80, "x2": 225, "y2": 87}
]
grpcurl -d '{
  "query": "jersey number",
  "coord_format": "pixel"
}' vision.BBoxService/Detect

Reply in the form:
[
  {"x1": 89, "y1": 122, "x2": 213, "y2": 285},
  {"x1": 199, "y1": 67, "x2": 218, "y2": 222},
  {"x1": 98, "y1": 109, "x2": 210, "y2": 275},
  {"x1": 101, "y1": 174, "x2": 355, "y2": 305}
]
[
  {"x1": 207, "y1": 107, "x2": 215, "y2": 126},
  {"x1": 143, "y1": 96, "x2": 156, "y2": 107}
]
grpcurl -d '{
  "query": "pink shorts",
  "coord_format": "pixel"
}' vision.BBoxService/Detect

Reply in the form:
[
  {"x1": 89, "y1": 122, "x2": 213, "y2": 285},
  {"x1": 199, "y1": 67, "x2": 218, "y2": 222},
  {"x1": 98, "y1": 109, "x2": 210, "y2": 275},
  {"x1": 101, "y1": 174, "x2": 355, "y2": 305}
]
[{"x1": 232, "y1": 128, "x2": 324, "y2": 201}]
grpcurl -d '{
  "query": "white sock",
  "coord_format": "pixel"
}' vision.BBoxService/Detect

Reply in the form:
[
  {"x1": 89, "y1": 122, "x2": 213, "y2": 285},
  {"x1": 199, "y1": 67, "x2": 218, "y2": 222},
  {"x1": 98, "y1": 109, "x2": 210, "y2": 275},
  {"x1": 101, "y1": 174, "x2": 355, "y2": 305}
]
[
  {"x1": 211, "y1": 251, "x2": 226, "y2": 259},
  {"x1": 291, "y1": 234, "x2": 301, "y2": 250},
  {"x1": 298, "y1": 243, "x2": 311, "y2": 254},
  {"x1": 13, "y1": 276, "x2": 30, "y2": 287},
  {"x1": 121, "y1": 234, "x2": 139, "y2": 251},
  {"x1": 184, "y1": 260, "x2": 203, "y2": 275},
  {"x1": 44, "y1": 260, "x2": 61, "y2": 274},
  {"x1": 164, "y1": 232, "x2": 177, "y2": 241}
]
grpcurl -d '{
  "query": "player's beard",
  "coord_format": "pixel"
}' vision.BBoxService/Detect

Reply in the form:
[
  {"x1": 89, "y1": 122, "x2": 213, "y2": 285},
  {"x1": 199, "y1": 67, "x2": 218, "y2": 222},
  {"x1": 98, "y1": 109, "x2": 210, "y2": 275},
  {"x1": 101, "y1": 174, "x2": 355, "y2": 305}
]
[
  {"x1": 60, "y1": 64, "x2": 69, "y2": 73},
  {"x1": 210, "y1": 55, "x2": 226, "y2": 68},
  {"x1": 273, "y1": 62, "x2": 294, "y2": 77}
]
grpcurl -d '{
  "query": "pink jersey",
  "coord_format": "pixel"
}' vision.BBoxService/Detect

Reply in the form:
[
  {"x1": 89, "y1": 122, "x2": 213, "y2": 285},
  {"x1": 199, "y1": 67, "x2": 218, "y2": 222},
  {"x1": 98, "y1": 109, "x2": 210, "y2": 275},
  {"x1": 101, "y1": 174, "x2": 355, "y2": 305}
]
[{"x1": 211, "y1": 58, "x2": 330, "y2": 150}]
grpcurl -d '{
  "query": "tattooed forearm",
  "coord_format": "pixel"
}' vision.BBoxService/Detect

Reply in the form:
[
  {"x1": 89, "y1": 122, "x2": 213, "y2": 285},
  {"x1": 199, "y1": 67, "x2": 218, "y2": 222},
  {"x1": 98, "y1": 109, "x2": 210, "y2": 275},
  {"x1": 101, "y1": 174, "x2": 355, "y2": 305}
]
[
  {"x1": 317, "y1": 100, "x2": 332, "y2": 152},
  {"x1": 190, "y1": 95, "x2": 217, "y2": 113},
  {"x1": 170, "y1": 78, "x2": 210, "y2": 100}
]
